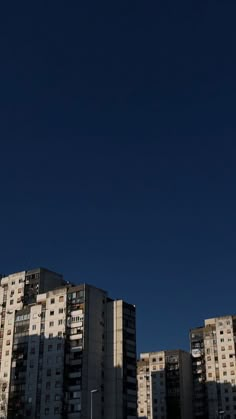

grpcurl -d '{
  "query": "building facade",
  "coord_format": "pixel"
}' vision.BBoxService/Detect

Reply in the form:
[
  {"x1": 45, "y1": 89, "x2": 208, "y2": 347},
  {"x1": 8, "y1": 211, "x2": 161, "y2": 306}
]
[
  {"x1": 137, "y1": 350, "x2": 193, "y2": 419},
  {"x1": 0, "y1": 268, "x2": 137, "y2": 419},
  {"x1": 191, "y1": 315, "x2": 236, "y2": 419}
]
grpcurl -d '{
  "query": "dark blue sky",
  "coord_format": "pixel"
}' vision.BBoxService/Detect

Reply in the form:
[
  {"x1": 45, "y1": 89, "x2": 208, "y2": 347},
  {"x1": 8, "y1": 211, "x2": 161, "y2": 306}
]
[{"x1": 1, "y1": 1, "x2": 236, "y2": 353}]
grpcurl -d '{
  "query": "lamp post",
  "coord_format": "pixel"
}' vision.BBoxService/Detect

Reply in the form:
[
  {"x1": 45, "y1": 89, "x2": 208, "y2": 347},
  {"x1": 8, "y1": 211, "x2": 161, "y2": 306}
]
[{"x1": 90, "y1": 389, "x2": 98, "y2": 419}]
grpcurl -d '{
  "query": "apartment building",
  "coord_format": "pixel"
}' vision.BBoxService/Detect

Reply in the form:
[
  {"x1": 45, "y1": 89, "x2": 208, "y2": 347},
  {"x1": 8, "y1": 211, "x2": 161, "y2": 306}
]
[
  {"x1": 137, "y1": 350, "x2": 193, "y2": 419},
  {"x1": 191, "y1": 315, "x2": 236, "y2": 419},
  {"x1": 0, "y1": 268, "x2": 137, "y2": 419}
]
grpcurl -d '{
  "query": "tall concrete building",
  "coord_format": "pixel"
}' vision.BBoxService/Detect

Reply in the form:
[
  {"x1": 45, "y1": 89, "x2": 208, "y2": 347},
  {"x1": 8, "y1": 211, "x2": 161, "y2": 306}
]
[
  {"x1": 191, "y1": 315, "x2": 236, "y2": 419},
  {"x1": 0, "y1": 268, "x2": 137, "y2": 419},
  {"x1": 137, "y1": 350, "x2": 193, "y2": 419}
]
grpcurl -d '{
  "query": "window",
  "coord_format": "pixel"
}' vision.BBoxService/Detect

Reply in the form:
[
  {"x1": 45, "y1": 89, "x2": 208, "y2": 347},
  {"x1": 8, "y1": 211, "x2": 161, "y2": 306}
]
[
  {"x1": 50, "y1": 298, "x2": 55, "y2": 304},
  {"x1": 5, "y1": 351, "x2": 9, "y2": 356},
  {"x1": 58, "y1": 331, "x2": 63, "y2": 338},
  {"x1": 221, "y1": 338, "x2": 224, "y2": 342},
  {"x1": 46, "y1": 382, "x2": 51, "y2": 389},
  {"x1": 59, "y1": 296, "x2": 64, "y2": 302},
  {"x1": 47, "y1": 369, "x2": 51, "y2": 377},
  {"x1": 229, "y1": 346, "x2": 233, "y2": 350},
  {"x1": 48, "y1": 345, "x2": 53, "y2": 352},
  {"x1": 10, "y1": 300, "x2": 13, "y2": 305},
  {"x1": 18, "y1": 288, "x2": 22, "y2": 293},
  {"x1": 45, "y1": 408, "x2": 49, "y2": 415},
  {"x1": 231, "y1": 371, "x2": 235, "y2": 375},
  {"x1": 32, "y1": 325, "x2": 36, "y2": 331},
  {"x1": 59, "y1": 308, "x2": 63, "y2": 314},
  {"x1": 55, "y1": 394, "x2": 60, "y2": 401},
  {"x1": 55, "y1": 381, "x2": 62, "y2": 388},
  {"x1": 54, "y1": 407, "x2": 60, "y2": 414},
  {"x1": 49, "y1": 321, "x2": 54, "y2": 327},
  {"x1": 223, "y1": 372, "x2": 227, "y2": 376},
  {"x1": 152, "y1": 358, "x2": 156, "y2": 362},
  {"x1": 50, "y1": 311, "x2": 54, "y2": 316},
  {"x1": 58, "y1": 319, "x2": 63, "y2": 326},
  {"x1": 220, "y1": 331, "x2": 224, "y2": 335},
  {"x1": 71, "y1": 391, "x2": 80, "y2": 398},
  {"x1": 56, "y1": 368, "x2": 61, "y2": 375},
  {"x1": 49, "y1": 333, "x2": 53, "y2": 338},
  {"x1": 221, "y1": 347, "x2": 225, "y2": 351},
  {"x1": 57, "y1": 343, "x2": 62, "y2": 351},
  {"x1": 45, "y1": 394, "x2": 50, "y2": 402}
]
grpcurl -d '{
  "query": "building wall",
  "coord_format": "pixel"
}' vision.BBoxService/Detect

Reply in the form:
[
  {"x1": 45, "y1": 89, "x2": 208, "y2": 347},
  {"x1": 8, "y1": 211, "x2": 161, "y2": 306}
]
[
  {"x1": 0, "y1": 269, "x2": 137, "y2": 419},
  {"x1": 191, "y1": 315, "x2": 236, "y2": 419},
  {"x1": 178, "y1": 350, "x2": 193, "y2": 419},
  {"x1": 137, "y1": 350, "x2": 193, "y2": 419}
]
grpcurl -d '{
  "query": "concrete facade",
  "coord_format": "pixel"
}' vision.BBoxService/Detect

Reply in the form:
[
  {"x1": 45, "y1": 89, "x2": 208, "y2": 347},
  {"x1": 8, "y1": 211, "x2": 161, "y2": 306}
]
[
  {"x1": 0, "y1": 268, "x2": 137, "y2": 419},
  {"x1": 137, "y1": 350, "x2": 193, "y2": 419},
  {"x1": 191, "y1": 315, "x2": 236, "y2": 419}
]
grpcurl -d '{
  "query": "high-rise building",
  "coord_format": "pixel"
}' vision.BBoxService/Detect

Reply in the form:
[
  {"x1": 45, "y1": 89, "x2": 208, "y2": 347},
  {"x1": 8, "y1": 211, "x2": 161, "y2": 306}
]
[
  {"x1": 137, "y1": 350, "x2": 193, "y2": 419},
  {"x1": 0, "y1": 268, "x2": 137, "y2": 419},
  {"x1": 190, "y1": 315, "x2": 236, "y2": 419}
]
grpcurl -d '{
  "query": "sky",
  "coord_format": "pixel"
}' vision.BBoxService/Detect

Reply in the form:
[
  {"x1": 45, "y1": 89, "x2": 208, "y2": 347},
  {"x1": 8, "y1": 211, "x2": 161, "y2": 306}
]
[{"x1": 0, "y1": 0, "x2": 236, "y2": 354}]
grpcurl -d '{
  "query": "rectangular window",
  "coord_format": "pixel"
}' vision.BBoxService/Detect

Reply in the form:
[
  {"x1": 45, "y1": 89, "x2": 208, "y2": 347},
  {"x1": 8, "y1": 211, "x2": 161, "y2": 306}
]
[
  {"x1": 58, "y1": 320, "x2": 63, "y2": 325},
  {"x1": 59, "y1": 296, "x2": 64, "y2": 302},
  {"x1": 50, "y1": 311, "x2": 54, "y2": 316},
  {"x1": 50, "y1": 298, "x2": 55, "y2": 304},
  {"x1": 59, "y1": 308, "x2": 63, "y2": 314},
  {"x1": 32, "y1": 325, "x2": 36, "y2": 331},
  {"x1": 49, "y1": 321, "x2": 54, "y2": 327}
]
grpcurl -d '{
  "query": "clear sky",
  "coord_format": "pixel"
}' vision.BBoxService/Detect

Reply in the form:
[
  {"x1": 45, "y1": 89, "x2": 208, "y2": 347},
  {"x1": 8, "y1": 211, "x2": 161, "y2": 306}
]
[{"x1": 1, "y1": 1, "x2": 236, "y2": 354}]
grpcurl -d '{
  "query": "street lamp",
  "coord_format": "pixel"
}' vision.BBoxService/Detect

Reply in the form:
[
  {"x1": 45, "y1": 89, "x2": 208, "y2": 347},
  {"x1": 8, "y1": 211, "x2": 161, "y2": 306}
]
[{"x1": 90, "y1": 389, "x2": 98, "y2": 419}]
